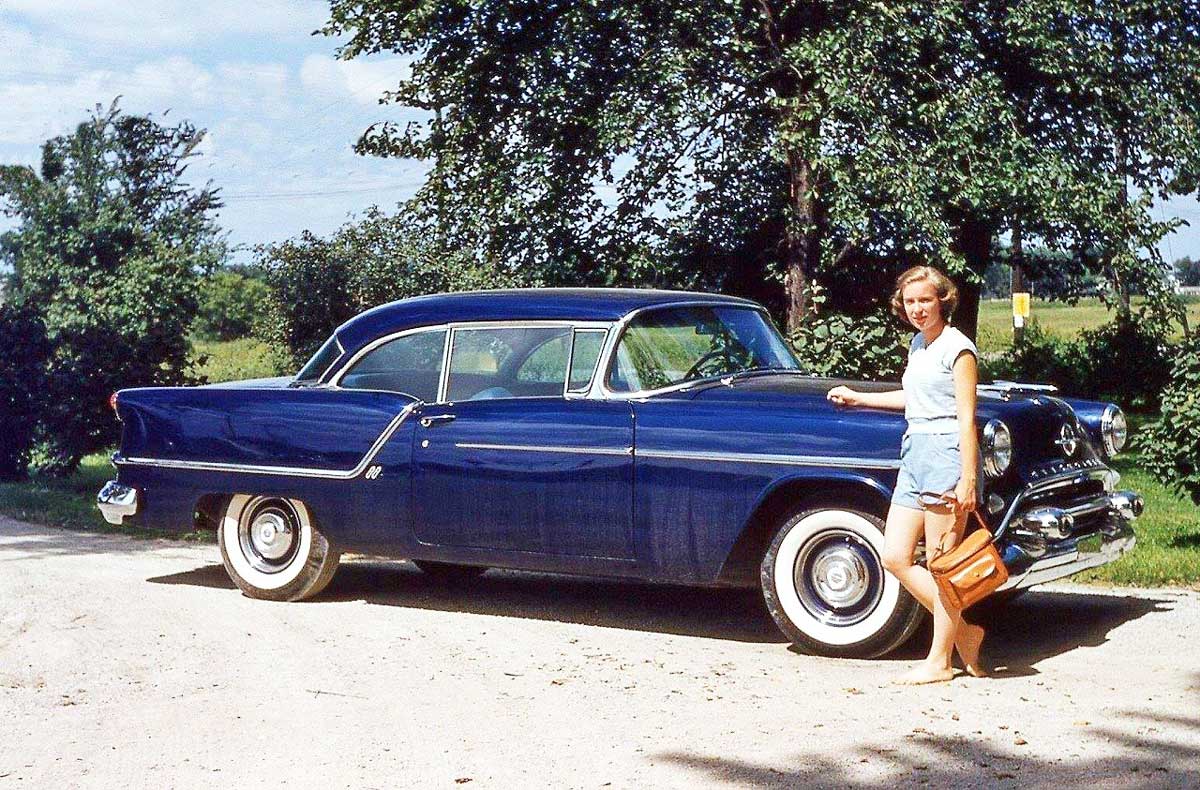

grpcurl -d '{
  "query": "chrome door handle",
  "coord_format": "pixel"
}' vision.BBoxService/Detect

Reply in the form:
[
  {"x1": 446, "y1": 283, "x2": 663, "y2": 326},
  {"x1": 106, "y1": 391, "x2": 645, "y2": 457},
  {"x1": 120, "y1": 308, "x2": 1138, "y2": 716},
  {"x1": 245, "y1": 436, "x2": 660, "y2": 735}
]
[{"x1": 420, "y1": 414, "x2": 456, "y2": 428}]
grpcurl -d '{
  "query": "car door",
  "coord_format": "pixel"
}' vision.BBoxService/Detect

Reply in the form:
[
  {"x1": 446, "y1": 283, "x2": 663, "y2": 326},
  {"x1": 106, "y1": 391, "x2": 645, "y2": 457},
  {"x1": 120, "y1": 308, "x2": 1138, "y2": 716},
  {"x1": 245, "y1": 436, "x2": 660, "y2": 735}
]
[{"x1": 411, "y1": 325, "x2": 636, "y2": 559}]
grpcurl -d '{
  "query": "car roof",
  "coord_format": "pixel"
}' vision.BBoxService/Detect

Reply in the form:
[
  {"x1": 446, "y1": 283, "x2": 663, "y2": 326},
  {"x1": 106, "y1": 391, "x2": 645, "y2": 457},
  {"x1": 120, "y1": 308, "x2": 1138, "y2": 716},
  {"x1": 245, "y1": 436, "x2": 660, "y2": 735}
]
[{"x1": 333, "y1": 288, "x2": 761, "y2": 353}]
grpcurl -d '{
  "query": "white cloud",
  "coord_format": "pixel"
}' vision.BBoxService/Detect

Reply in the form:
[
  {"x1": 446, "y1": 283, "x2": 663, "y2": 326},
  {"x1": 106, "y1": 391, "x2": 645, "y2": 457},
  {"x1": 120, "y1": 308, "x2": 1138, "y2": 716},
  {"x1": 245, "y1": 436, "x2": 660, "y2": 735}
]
[{"x1": 299, "y1": 54, "x2": 410, "y2": 107}]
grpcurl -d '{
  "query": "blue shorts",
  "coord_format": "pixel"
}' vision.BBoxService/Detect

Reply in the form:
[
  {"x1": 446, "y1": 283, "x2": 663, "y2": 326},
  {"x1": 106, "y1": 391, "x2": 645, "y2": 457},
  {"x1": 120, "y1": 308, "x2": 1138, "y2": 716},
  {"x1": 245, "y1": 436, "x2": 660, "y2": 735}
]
[{"x1": 891, "y1": 433, "x2": 982, "y2": 511}]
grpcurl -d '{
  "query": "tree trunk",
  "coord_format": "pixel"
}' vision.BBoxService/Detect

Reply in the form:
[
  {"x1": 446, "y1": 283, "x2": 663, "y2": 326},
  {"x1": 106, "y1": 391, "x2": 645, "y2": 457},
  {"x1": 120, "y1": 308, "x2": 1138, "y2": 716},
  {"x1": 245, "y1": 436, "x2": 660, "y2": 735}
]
[
  {"x1": 950, "y1": 215, "x2": 993, "y2": 342},
  {"x1": 783, "y1": 152, "x2": 818, "y2": 334}
]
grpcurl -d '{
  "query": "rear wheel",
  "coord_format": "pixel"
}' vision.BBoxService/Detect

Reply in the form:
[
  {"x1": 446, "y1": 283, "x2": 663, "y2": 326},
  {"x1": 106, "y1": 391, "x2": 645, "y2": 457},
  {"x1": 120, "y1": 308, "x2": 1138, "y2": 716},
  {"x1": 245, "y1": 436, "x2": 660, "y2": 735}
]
[
  {"x1": 761, "y1": 506, "x2": 923, "y2": 658},
  {"x1": 413, "y1": 560, "x2": 488, "y2": 583},
  {"x1": 218, "y1": 495, "x2": 340, "y2": 602}
]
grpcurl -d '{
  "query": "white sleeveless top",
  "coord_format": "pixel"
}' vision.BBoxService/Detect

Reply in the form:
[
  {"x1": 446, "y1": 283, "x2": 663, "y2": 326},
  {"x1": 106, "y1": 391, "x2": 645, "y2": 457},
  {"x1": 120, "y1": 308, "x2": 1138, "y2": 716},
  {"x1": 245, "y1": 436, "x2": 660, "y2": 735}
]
[{"x1": 901, "y1": 325, "x2": 977, "y2": 435}]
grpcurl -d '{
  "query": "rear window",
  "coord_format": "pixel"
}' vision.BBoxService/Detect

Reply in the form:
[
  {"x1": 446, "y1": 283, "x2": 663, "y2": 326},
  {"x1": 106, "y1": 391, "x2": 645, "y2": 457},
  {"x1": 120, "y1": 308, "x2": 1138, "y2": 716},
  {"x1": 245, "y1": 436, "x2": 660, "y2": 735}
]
[{"x1": 295, "y1": 335, "x2": 343, "y2": 383}]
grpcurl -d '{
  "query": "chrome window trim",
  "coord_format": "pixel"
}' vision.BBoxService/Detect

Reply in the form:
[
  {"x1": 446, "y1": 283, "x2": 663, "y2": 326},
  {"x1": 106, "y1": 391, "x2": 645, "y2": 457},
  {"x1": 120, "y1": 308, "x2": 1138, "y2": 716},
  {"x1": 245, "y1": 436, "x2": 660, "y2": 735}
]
[
  {"x1": 455, "y1": 442, "x2": 632, "y2": 456},
  {"x1": 328, "y1": 320, "x2": 611, "y2": 401},
  {"x1": 565, "y1": 328, "x2": 609, "y2": 397},
  {"x1": 636, "y1": 448, "x2": 901, "y2": 470},
  {"x1": 115, "y1": 403, "x2": 418, "y2": 479},
  {"x1": 299, "y1": 335, "x2": 345, "y2": 385},
  {"x1": 593, "y1": 300, "x2": 800, "y2": 400}
]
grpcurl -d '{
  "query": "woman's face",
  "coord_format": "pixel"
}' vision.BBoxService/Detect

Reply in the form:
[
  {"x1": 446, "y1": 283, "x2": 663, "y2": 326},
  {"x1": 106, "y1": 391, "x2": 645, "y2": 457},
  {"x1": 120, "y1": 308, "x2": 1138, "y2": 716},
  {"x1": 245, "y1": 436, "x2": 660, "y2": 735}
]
[{"x1": 902, "y1": 279, "x2": 943, "y2": 331}]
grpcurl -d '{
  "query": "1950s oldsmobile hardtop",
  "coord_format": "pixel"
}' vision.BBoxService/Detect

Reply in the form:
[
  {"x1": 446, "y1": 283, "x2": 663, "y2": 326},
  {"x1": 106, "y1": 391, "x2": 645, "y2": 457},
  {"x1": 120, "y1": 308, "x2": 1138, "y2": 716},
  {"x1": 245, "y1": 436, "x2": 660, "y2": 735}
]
[{"x1": 98, "y1": 289, "x2": 1141, "y2": 657}]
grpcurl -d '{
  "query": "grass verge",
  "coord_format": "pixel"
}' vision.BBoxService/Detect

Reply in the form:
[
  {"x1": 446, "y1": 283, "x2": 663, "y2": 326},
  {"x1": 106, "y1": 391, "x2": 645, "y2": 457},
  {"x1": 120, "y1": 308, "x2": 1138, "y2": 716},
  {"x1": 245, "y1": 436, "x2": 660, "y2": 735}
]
[{"x1": 0, "y1": 452, "x2": 213, "y2": 543}]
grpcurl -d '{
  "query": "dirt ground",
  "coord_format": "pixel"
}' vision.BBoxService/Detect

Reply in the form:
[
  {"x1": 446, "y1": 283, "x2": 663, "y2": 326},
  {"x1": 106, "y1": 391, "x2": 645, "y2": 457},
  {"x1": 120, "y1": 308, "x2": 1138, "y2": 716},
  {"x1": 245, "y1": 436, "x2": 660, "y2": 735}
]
[{"x1": 2, "y1": 516, "x2": 1198, "y2": 789}]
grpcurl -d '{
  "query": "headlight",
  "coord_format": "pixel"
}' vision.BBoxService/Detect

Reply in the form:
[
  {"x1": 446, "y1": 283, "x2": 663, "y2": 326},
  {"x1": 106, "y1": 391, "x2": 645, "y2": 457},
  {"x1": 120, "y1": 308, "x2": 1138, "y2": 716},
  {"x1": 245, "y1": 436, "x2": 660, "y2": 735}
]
[
  {"x1": 982, "y1": 419, "x2": 1013, "y2": 478},
  {"x1": 1101, "y1": 405, "x2": 1127, "y2": 457}
]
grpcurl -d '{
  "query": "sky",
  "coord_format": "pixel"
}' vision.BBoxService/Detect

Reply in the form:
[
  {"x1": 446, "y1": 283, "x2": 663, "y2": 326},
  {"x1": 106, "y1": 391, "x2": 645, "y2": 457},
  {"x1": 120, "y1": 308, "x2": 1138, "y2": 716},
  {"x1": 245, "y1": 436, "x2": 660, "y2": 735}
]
[
  {"x1": 2, "y1": 1, "x2": 1199, "y2": 270},
  {"x1": 0, "y1": 0, "x2": 427, "y2": 265}
]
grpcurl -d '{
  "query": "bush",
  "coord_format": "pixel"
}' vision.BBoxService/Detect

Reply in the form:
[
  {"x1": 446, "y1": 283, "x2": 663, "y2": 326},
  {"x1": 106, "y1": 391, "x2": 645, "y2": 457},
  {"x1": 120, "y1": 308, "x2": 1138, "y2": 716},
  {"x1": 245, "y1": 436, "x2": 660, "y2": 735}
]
[
  {"x1": 0, "y1": 303, "x2": 51, "y2": 480},
  {"x1": 257, "y1": 208, "x2": 529, "y2": 370},
  {"x1": 788, "y1": 309, "x2": 908, "y2": 380},
  {"x1": 1143, "y1": 334, "x2": 1200, "y2": 505},
  {"x1": 1, "y1": 104, "x2": 222, "y2": 475},
  {"x1": 194, "y1": 268, "x2": 270, "y2": 341},
  {"x1": 982, "y1": 314, "x2": 1172, "y2": 411}
]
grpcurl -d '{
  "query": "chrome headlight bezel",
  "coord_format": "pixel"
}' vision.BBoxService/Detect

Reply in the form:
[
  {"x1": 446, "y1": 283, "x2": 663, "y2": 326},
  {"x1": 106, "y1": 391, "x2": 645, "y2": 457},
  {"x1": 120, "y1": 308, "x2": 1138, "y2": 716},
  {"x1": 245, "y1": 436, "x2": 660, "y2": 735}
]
[
  {"x1": 1100, "y1": 404, "x2": 1127, "y2": 457},
  {"x1": 982, "y1": 419, "x2": 1013, "y2": 478}
]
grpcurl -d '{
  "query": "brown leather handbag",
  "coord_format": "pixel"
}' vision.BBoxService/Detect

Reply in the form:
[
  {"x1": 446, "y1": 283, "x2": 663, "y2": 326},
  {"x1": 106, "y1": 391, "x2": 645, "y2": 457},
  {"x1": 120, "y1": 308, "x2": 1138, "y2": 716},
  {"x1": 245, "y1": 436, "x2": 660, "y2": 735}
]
[{"x1": 928, "y1": 511, "x2": 1009, "y2": 610}]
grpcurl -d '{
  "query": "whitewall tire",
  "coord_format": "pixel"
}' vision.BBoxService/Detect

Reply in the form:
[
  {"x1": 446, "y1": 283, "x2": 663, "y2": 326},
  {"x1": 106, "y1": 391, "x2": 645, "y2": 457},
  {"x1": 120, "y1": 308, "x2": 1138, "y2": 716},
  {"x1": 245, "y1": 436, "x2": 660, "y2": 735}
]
[
  {"x1": 761, "y1": 507, "x2": 923, "y2": 658},
  {"x1": 218, "y1": 494, "x2": 340, "y2": 602}
]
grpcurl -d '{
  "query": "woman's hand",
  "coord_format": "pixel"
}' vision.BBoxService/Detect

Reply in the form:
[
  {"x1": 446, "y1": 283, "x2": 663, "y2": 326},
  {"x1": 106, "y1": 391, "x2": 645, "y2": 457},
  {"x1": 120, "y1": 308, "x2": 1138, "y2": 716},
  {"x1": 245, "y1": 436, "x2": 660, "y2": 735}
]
[
  {"x1": 953, "y1": 474, "x2": 977, "y2": 513},
  {"x1": 826, "y1": 385, "x2": 861, "y2": 407}
]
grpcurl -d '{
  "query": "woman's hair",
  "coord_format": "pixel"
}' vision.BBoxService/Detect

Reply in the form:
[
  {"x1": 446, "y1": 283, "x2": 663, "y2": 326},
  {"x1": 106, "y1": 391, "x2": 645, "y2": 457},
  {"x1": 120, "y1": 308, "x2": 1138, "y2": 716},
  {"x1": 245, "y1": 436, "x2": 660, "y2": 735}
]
[{"x1": 891, "y1": 265, "x2": 959, "y2": 321}]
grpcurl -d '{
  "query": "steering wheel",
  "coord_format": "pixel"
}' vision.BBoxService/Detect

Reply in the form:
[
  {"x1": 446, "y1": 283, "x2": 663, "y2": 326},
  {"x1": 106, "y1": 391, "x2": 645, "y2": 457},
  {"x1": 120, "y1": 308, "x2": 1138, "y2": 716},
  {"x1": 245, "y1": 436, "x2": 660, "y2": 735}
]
[{"x1": 684, "y1": 349, "x2": 731, "y2": 380}]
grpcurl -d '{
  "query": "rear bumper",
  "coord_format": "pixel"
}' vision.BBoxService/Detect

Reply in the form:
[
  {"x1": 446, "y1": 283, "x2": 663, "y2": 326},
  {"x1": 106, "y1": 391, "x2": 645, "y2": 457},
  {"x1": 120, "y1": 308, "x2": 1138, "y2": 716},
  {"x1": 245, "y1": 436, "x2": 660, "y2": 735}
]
[{"x1": 97, "y1": 481, "x2": 139, "y2": 525}]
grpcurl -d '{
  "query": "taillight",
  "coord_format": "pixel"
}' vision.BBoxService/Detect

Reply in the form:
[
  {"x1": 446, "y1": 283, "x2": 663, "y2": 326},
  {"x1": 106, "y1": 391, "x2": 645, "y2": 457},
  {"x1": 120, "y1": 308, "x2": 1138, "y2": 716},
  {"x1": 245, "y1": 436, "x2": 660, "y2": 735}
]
[{"x1": 109, "y1": 392, "x2": 119, "y2": 412}]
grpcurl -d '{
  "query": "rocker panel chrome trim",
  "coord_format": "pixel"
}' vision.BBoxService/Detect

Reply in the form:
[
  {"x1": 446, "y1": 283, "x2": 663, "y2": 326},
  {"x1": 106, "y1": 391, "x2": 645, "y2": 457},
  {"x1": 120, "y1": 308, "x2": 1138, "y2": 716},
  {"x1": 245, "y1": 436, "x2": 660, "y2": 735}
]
[
  {"x1": 636, "y1": 449, "x2": 902, "y2": 470},
  {"x1": 114, "y1": 403, "x2": 418, "y2": 479}
]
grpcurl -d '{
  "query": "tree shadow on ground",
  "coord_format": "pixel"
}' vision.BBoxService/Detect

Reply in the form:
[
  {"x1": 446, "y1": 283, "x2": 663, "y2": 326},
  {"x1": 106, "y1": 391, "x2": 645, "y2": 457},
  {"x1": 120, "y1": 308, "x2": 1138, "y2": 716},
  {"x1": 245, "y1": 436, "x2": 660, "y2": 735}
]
[
  {"x1": 654, "y1": 705, "x2": 1200, "y2": 789},
  {"x1": 147, "y1": 559, "x2": 1173, "y2": 657}
]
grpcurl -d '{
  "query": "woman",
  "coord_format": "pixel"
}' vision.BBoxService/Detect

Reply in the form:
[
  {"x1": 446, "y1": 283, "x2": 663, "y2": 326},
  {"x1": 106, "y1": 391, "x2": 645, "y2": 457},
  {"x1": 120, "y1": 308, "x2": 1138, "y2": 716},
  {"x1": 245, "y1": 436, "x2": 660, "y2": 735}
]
[{"x1": 826, "y1": 265, "x2": 986, "y2": 684}]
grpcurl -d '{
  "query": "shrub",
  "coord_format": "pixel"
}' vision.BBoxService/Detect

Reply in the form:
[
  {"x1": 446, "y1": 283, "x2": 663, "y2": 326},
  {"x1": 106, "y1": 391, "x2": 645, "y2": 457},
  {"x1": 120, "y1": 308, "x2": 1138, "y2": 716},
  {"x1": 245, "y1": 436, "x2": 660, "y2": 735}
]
[
  {"x1": 1143, "y1": 333, "x2": 1200, "y2": 505},
  {"x1": 789, "y1": 309, "x2": 908, "y2": 380},
  {"x1": 0, "y1": 303, "x2": 51, "y2": 480},
  {"x1": 982, "y1": 314, "x2": 1172, "y2": 411},
  {"x1": 194, "y1": 269, "x2": 270, "y2": 341}
]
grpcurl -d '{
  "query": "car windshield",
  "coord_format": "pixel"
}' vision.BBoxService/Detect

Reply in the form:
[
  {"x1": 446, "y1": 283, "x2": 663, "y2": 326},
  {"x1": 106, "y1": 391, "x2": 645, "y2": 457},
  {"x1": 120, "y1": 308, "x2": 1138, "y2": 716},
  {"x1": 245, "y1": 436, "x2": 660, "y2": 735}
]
[{"x1": 608, "y1": 305, "x2": 800, "y2": 393}]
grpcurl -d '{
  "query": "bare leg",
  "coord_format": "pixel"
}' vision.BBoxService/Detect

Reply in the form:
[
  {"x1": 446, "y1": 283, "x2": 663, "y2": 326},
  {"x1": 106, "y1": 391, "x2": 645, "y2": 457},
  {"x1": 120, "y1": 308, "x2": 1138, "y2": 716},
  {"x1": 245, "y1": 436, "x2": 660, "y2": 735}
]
[{"x1": 882, "y1": 505, "x2": 984, "y2": 681}]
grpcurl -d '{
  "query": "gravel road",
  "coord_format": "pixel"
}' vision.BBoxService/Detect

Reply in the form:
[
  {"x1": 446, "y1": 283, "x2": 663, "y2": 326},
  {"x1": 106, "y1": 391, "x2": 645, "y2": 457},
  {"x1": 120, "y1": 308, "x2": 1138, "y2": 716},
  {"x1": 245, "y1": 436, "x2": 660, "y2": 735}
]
[{"x1": 2, "y1": 516, "x2": 1198, "y2": 789}]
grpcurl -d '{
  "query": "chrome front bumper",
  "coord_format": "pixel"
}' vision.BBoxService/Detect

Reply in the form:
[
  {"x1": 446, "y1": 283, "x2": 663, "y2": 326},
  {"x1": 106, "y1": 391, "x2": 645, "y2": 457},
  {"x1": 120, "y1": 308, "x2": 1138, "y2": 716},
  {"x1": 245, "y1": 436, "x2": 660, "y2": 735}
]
[
  {"x1": 995, "y1": 472, "x2": 1141, "y2": 591},
  {"x1": 97, "y1": 481, "x2": 139, "y2": 525}
]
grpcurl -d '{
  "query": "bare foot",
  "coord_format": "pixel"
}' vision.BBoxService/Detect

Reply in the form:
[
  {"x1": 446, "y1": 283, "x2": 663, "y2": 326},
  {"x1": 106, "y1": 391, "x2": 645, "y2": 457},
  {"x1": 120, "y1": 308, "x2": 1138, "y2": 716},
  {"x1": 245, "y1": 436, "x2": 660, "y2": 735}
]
[
  {"x1": 892, "y1": 663, "x2": 956, "y2": 686},
  {"x1": 956, "y1": 622, "x2": 989, "y2": 678}
]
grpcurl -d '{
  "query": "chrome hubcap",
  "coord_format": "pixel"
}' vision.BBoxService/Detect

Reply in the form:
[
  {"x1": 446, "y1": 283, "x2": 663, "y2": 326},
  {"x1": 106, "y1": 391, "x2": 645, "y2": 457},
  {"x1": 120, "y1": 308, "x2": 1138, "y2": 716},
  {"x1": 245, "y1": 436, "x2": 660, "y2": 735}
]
[
  {"x1": 809, "y1": 547, "x2": 870, "y2": 607},
  {"x1": 793, "y1": 529, "x2": 884, "y2": 626},
  {"x1": 251, "y1": 511, "x2": 294, "y2": 560},
  {"x1": 238, "y1": 498, "x2": 301, "y2": 574}
]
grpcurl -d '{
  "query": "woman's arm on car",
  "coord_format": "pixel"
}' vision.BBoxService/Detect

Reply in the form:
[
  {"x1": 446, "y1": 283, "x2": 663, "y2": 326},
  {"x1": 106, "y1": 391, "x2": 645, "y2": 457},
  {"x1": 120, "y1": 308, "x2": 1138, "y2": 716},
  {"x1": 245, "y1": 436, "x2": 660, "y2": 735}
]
[{"x1": 826, "y1": 386, "x2": 906, "y2": 411}]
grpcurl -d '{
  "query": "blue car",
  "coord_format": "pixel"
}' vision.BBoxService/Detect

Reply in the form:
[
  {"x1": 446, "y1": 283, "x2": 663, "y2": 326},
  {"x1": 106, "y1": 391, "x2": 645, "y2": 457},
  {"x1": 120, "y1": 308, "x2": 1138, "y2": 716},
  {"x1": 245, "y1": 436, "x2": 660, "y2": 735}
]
[{"x1": 98, "y1": 289, "x2": 1141, "y2": 657}]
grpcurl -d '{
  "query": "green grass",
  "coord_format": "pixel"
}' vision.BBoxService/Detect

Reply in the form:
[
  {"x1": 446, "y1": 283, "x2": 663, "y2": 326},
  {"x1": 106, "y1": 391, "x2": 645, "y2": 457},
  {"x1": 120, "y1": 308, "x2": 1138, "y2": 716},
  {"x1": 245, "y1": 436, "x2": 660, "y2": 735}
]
[
  {"x1": 191, "y1": 336, "x2": 280, "y2": 383},
  {"x1": 1073, "y1": 437, "x2": 1200, "y2": 590},
  {"x1": 976, "y1": 296, "x2": 1200, "y2": 354}
]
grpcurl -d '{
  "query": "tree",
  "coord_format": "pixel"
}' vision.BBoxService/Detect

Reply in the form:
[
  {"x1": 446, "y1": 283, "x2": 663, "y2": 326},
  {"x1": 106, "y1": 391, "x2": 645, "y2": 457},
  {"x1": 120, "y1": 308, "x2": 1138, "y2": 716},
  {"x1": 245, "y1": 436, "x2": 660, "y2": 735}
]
[
  {"x1": 1175, "y1": 256, "x2": 1200, "y2": 287},
  {"x1": 0, "y1": 101, "x2": 224, "y2": 474},
  {"x1": 194, "y1": 267, "x2": 271, "y2": 341},
  {"x1": 325, "y1": 1, "x2": 1200, "y2": 337},
  {"x1": 257, "y1": 207, "x2": 526, "y2": 369}
]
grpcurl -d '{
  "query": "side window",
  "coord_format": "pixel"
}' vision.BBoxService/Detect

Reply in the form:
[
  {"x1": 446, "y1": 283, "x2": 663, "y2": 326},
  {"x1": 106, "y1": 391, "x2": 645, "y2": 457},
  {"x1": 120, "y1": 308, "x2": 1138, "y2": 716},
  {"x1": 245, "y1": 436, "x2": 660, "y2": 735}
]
[
  {"x1": 339, "y1": 330, "x2": 447, "y2": 402},
  {"x1": 567, "y1": 330, "x2": 606, "y2": 392},
  {"x1": 447, "y1": 327, "x2": 570, "y2": 401},
  {"x1": 516, "y1": 333, "x2": 570, "y2": 383}
]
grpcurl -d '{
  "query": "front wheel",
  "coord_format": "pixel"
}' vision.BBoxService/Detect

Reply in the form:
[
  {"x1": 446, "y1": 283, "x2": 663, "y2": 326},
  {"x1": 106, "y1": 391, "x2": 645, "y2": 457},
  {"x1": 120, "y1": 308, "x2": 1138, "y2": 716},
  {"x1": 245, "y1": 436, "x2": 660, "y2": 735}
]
[
  {"x1": 761, "y1": 506, "x2": 923, "y2": 658},
  {"x1": 218, "y1": 494, "x2": 340, "y2": 602}
]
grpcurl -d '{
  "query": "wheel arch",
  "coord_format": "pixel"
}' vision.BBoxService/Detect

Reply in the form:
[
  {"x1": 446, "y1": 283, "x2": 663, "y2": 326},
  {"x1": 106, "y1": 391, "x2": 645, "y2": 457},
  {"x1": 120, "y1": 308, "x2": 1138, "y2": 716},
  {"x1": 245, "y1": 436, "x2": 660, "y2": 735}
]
[{"x1": 717, "y1": 472, "x2": 892, "y2": 587}]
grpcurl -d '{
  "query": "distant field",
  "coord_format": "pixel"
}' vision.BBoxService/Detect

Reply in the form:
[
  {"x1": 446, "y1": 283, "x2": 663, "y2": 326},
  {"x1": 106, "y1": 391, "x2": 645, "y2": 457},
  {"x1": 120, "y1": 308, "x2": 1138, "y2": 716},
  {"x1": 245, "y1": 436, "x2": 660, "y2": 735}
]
[{"x1": 976, "y1": 296, "x2": 1200, "y2": 354}]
